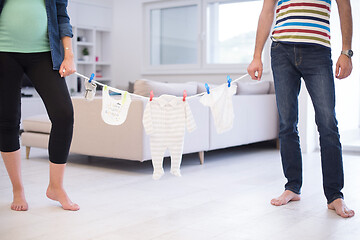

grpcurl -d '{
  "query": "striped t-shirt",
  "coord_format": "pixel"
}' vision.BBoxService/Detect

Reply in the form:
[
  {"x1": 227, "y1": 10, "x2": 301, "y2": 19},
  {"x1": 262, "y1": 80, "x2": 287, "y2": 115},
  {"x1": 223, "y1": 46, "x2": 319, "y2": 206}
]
[{"x1": 271, "y1": 0, "x2": 331, "y2": 48}]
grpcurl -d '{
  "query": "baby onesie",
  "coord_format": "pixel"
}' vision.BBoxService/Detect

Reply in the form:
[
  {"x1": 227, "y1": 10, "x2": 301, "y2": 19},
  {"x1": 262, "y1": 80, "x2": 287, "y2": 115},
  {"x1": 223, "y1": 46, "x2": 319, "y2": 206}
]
[
  {"x1": 200, "y1": 83, "x2": 237, "y2": 134},
  {"x1": 101, "y1": 86, "x2": 132, "y2": 125},
  {"x1": 142, "y1": 95, "x2": 196, "y2": 180}
]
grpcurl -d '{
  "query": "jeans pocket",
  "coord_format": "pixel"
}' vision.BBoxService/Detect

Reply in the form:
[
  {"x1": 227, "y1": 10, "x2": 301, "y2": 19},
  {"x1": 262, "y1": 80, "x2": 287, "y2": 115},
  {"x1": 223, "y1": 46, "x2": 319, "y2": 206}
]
[{"x1": 271, "y1": 41, "x2": 281, "y2": 49}]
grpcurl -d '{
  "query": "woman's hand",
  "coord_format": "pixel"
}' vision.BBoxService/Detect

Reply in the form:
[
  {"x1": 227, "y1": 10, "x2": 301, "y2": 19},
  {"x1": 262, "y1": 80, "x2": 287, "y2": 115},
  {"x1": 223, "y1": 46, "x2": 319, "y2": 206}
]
[
  {"x1": 59, "y1": 36, "x2": 76, "y2": 78},
  {"x1": 59, "y1": 53, "x2": 76, "y2": 78}
]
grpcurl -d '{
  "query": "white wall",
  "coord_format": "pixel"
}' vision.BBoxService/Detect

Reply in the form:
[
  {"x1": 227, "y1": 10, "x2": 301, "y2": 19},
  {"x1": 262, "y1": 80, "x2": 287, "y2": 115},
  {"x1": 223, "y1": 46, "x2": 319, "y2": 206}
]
[
  {"x1": 111, "y1": 0, "x2": 273, "y2": 90},
  {"x1": 332, "y1": 0, "x2": 360, "y2": 133}
]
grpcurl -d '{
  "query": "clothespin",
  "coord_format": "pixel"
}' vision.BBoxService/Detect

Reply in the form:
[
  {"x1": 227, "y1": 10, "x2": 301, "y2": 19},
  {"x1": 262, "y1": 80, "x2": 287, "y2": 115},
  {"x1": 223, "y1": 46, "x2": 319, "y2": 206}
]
[
  {"x1": 149, "y1": 90, "x2": 154, "y2": 101},
  {"x1": 89, "y1": 73, "x2": 95, "y2": 83},
  {"x1": 227, "y1": 75, "x2": 232, "y2": 87},
  {"x1": 183, "y1": 90, "x2": 187, "y2": 102},
  {"x1": 205, "y1": 83, "x2": 210, "y2": 94}
]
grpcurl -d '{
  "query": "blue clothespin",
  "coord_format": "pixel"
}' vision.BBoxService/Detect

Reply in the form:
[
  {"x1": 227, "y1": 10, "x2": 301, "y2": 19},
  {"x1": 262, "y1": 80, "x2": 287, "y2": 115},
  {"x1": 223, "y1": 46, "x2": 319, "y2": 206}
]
[
  {"x1": 227, "y1": 75, "x2": 232, "y2": 87},
  {"x1": 89, "y1": 73, "x2": 95, "y2": 83},
  {"x1": 205, "y1": 83, "x2": 210, "y2": 94}
]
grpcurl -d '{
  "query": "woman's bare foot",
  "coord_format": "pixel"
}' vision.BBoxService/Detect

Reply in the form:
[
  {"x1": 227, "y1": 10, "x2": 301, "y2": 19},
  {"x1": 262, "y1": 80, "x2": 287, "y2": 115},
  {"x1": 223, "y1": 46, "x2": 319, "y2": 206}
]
[
  {"x1": 271, "y1": 190, "x2": 301, "y2": 206},
  {"x1": 328, "y1": 198, "x2": 355, "y2": 218},
  {"x1": 11, "y1": 190, "x2": 28, "y2": 211},
  {"x1": 46, "y1": 186, "x2": 80, "y2": 211}
]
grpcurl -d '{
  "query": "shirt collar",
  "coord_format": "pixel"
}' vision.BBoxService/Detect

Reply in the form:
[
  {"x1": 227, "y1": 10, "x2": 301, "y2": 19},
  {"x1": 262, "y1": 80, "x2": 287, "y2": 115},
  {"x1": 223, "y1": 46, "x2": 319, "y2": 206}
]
[{"x1": 155, "y1": 95, "x2": 181, "y2": 107}]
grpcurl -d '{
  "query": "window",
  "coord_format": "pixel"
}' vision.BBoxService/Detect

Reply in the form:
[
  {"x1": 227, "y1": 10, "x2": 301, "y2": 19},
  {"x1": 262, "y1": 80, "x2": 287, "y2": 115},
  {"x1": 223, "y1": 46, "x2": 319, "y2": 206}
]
[
  {"x1": 143, "y1": 0, "x2": 264, "y2": 73},
  {"x1": 150, "y1": 5, "x2": 198, "y2": 65},
  {"x1": 206, "y1": 1, "x2": 262, "y2": 65}
]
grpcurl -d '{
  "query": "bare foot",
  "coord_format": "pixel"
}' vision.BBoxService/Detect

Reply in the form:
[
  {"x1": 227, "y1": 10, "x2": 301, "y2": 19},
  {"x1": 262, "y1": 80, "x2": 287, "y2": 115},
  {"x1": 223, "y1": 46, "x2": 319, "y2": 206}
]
[
  {"x1": 11, "y1": 190, "x2": 28, "y2": 211},
  {"x1": 271, "y1": 190, "x2": 301, "y2": 206},
  {"x1": 328, "y1": 198, "x2": 355, "y2": 218},
  {"x1": 46, "y1": 186, "x2": 80, "y2": 211}
]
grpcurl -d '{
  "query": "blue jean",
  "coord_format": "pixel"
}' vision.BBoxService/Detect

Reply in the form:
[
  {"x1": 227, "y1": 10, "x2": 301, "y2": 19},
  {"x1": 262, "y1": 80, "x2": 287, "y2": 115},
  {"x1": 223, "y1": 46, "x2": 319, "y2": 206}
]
[{"x1": 271, "y1": 41, "x2": 344, "y2": 204}]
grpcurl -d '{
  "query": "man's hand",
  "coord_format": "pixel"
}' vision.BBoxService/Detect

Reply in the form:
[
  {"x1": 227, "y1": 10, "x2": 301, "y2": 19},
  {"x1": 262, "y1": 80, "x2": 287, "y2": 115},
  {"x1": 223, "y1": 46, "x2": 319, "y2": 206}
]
[
  {"x1": 335, "y1": 54, "x2": 352, "y2": 79},
  {"x1": 247, "y1": 58, "x2": 263, "y2": 80}
]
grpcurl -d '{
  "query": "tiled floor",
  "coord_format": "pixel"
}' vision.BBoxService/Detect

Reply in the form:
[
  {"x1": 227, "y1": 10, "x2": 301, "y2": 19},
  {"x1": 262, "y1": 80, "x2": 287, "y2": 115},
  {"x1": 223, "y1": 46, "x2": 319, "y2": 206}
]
[{"x1": 0, "y1": 143, "x2": 359, "y2": 240}]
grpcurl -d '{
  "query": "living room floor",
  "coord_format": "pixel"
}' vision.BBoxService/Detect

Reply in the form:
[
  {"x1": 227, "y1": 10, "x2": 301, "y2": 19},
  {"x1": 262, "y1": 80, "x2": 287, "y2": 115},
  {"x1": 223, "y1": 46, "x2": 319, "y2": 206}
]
[{"x1": 0, "y1": 144, "x2": 359, "y2": 240}]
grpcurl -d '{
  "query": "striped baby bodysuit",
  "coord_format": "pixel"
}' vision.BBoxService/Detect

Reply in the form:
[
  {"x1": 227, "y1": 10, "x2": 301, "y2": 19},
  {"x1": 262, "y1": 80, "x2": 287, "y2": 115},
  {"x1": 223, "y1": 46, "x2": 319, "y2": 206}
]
[
  {"x1": 143, "y1": 95, "x2": 196, "y2": 180},
  {"x1": 271, "y1": 0, "x2": 331, "y2": 48}
]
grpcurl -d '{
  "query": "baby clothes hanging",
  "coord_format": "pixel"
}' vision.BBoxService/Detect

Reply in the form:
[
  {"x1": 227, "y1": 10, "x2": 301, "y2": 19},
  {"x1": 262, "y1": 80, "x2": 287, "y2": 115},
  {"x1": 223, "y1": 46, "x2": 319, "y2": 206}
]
[
  {"x1": 142, "y1": 95, "x2": 196, "y2": 180},
  {"x1": 101, "y1": 86, "x2": 132, "y2": 125},
  {"x1": 200, "y1": 83, "x2": 237, "y2": 134},
  {"x1": 84, "y1": 80, "x2": 97, "y2": 101}
]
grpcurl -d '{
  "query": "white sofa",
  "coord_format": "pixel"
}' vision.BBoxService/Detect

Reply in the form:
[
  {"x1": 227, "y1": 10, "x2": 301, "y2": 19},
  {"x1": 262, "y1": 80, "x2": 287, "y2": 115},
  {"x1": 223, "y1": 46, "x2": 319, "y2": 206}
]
[{"x1": 21, "y1": 80, "x2": 279, "y2": 164}]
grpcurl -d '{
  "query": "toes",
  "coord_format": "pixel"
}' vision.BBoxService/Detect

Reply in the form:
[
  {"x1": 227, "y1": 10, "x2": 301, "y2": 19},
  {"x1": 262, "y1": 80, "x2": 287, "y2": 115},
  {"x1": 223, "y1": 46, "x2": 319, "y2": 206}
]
[
  {"x1": 345, "y1": 209, "x2": 355, "y2": 218},
  {"x1": 336, "y1": 208, "x2": 355, "y2": 218},
  {"x1": 73, "y1": 204, "x2": 80, "y2": 211},
  {"x1": 68, "y1": 203, "x2": 80, "y2": 211},
  {"x1": 62, "y1": 202, "x2": 80, "y2": 211},
  {"x1": 339, "y1": 211, "x2": 348, "y2": 218},
  {"x1": 271, "y1": 199, "x2": 281, "y2": 206}
]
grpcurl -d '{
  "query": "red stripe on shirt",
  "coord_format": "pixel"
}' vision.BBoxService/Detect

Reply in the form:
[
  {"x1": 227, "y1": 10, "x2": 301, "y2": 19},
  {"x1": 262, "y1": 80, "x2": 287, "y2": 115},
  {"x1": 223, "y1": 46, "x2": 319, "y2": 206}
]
[
  {"x1": 276, "y1": 3, "x2": 330, "y2": 14},
  {"x1": 272, "y1": 29, "x2": 330, "y2": 39}
]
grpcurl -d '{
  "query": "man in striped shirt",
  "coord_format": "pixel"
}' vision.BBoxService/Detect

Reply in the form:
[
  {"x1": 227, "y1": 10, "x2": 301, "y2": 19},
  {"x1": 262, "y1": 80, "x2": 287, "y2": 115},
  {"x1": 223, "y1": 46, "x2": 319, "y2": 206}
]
[{"x1": 248, "y1": 0, "x2": 354, "y2": 218}]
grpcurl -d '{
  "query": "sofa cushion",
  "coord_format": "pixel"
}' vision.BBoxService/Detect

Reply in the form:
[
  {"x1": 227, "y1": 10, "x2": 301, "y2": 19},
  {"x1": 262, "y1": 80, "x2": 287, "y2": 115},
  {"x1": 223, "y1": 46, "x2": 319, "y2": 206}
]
[
  {"x1": 236, "y1": 81, "x2": 270, "y2": 95},
  {"x1": 133, "y1": 79, "x2": 198, "y2": 97},
  {"x1": 22, "y1": 114, "x2": 51, "y2": 134}
]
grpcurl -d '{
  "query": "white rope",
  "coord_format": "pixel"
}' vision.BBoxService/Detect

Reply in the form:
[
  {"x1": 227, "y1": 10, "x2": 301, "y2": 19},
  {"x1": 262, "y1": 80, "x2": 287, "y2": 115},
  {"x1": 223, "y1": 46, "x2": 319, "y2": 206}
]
[{"x1": 74, "y1": 72, "x2": 250, "y2": 101}]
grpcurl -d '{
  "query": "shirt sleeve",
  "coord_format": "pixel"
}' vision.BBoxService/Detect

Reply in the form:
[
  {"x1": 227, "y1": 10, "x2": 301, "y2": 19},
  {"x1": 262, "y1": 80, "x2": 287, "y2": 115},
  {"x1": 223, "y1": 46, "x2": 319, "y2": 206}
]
[
  {"x1": 56, "y1": 0, "x2": 73, "y2": 38},
  {"x1": 185, "y1": 102, "x2": 197, "y2": 133},
  {"x1": 142, "y1": 102, "x2": 154, "y2": 135}
]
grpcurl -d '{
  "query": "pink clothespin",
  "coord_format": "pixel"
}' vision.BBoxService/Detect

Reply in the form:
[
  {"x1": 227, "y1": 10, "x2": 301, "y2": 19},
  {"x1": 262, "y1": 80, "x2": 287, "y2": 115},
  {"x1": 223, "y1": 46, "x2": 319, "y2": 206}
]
[
  {"x1": 183, "y1": 90, "x2": 187, "y2": 102},
  {"x1": 150, "y1": 90, "x2": 154, "y2": 101}
]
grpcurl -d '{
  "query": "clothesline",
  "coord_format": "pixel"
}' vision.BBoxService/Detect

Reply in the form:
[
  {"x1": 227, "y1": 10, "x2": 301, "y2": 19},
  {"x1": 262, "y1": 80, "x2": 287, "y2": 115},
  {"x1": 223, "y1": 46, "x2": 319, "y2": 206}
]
[{"x1": 74, "y1": 72, "x2": 250, "y2": 100}]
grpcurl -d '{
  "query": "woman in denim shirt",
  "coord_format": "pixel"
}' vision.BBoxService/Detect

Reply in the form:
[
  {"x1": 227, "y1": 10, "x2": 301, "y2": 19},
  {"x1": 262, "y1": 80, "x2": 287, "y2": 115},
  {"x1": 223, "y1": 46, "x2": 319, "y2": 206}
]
[{"x1": 0, "y1": 0, "x2": 79, "y2": 211}]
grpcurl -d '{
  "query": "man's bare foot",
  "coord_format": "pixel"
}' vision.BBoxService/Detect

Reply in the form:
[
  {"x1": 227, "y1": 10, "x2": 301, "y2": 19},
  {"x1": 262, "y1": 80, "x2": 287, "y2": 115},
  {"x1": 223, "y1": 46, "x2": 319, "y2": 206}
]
[
  {"x1": 271, "y1": 190, "x2": 301, "y2": 206},
  {"x1": 328, "y1": 198, "x2": 355, "y2": 218},
  {"x1": 46, "y1": 186, "x2": 80, "y2": 211},
  {"x1": 11, "y1": 190, "x2": 28, "y2": 211}
]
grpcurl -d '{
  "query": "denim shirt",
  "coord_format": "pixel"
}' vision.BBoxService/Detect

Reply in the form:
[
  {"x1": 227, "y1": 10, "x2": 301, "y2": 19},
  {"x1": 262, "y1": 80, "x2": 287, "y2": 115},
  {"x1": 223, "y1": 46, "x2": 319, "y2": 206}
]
[{"x1": 0, "y1": 0, "x2": 73, "y2": 70}]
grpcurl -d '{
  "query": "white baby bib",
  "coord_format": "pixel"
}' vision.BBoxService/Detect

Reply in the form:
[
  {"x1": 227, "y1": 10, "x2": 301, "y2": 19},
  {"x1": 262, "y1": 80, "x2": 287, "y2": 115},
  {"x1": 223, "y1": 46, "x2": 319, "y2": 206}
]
[{"x1": 101, "y1": 86, "x2": 132, "y2": 125}]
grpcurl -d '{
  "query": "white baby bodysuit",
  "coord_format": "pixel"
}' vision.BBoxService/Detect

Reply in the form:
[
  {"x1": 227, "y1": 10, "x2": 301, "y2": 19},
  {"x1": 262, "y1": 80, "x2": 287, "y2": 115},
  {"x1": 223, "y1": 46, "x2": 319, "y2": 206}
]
[
  {"x1": 101, "y1": 86, "x2": 132, "y2": 125},
  {"x1": 142, "y1": 95, "x2": 196, "y2": 180},
  {"x1": 200, "y1": 83, "x2": 237, "y2": 134}
]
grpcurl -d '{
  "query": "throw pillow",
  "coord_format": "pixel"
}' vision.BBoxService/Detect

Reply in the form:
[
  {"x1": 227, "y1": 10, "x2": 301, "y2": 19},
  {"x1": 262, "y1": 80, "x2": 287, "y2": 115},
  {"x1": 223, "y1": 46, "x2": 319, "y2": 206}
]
[
  {"x1": 236, "y1": 81, "x2": 270, "y2": 95},
  {"x1": 133, "y1": 79, "x2": 197, "y2": 97}
]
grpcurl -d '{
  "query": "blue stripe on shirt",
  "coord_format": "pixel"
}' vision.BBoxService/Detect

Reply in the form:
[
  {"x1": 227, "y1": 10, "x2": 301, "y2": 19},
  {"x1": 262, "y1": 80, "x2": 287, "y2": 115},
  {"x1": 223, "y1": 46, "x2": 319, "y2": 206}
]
[{"x1": 274, "y1": 22, "x2": 330, "y2": 32}]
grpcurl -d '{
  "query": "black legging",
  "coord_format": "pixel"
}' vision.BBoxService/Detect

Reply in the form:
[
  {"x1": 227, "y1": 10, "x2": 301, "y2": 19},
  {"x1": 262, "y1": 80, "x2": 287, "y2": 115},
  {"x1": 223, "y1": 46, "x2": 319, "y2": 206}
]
[{"x1": 0, "y1": 52, "x2": 73, "y2": 164}]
